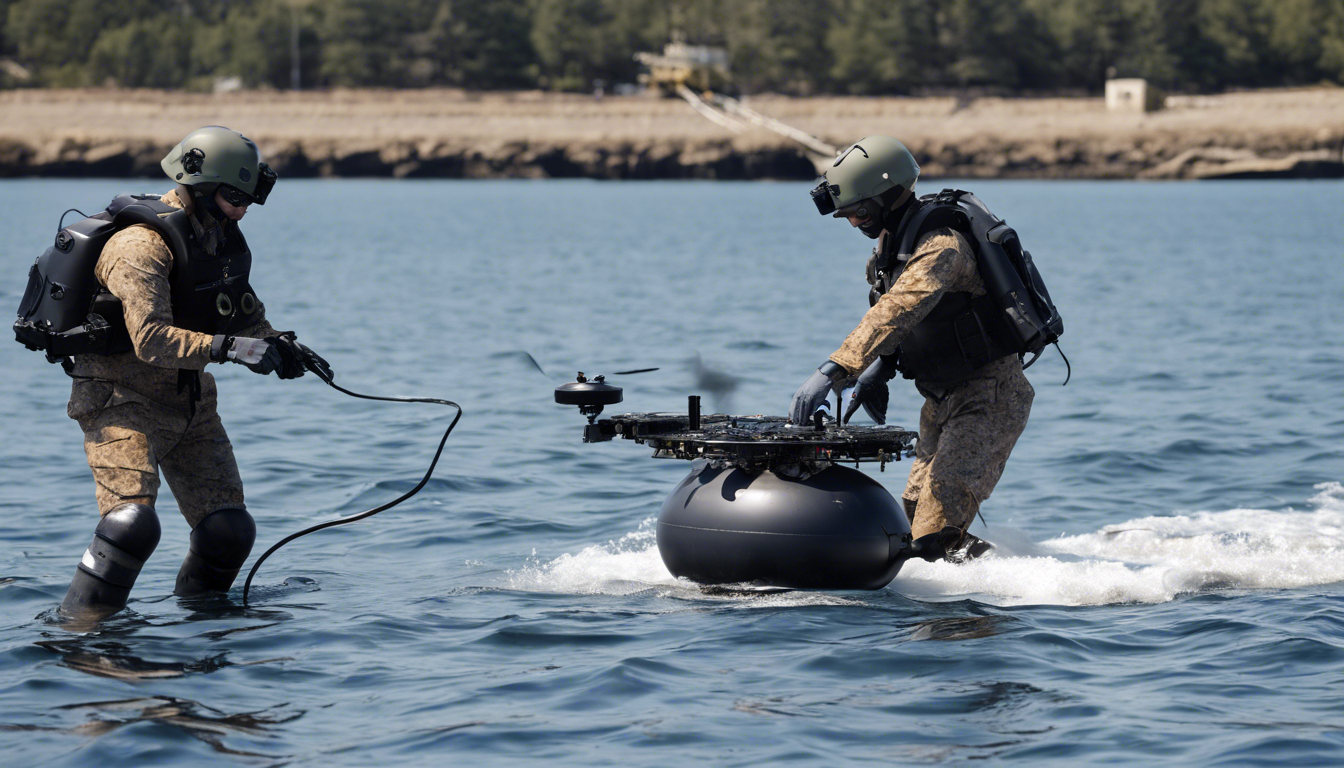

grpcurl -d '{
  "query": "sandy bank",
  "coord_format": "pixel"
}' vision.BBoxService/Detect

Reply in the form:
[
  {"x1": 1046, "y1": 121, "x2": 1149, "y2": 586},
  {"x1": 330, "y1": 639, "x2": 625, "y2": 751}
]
[{"x1": 1, "y1": 88, "x2": 1341, "y2": 180}]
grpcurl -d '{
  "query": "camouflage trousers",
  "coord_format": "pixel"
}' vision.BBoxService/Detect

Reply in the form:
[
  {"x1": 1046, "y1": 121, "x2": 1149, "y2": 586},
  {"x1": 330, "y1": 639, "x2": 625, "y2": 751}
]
[
  {"x1": 902, "y1": 355, "x2": 1034, "y2": 540},
  {"x1": 68, "y1": 373, "x2": 245, "y2": 528}
]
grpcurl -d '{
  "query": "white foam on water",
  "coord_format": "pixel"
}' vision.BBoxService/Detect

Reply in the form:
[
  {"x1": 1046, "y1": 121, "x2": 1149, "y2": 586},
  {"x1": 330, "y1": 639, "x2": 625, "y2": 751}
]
[
  {"x1": 894, "y1": 482, "x2": 1344, "y2": 606},
  {"x1": 505, "y1": 518, "x2": 859, "y2": 607},
  {"x1": 506, "y1": 519, "x2": 676, "y2": 596},
  {"x1": 508, "y1": 484, "x2": 1344, "y2": 608}
]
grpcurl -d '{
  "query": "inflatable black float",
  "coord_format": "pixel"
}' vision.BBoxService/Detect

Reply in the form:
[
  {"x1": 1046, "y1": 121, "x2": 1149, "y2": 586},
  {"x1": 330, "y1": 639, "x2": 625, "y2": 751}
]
[{"x1": 557, "y1": 374, "x2": 936, "y2": 590}]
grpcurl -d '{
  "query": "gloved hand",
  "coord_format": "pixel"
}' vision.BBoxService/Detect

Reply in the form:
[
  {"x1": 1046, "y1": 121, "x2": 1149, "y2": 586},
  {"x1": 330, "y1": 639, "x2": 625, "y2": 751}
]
[
  {"x1": 213, "y1": 334, "x2": 279, "y2": 375},
  {"x1": 788, "y1": 361, "x2": 849, "y2": 426},
  {"x1": 270, "y1": 332, "x2": 331, "y2": 380},
  {"x1": 211, "y1": 334, "x2": 305, "y2": 379},
  {"x1": 842, "y1": 355, "x2": 897, "y2": 425}
]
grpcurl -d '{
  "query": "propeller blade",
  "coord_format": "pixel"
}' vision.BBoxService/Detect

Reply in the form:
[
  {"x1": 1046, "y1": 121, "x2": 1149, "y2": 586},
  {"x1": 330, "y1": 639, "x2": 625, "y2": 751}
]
[
  {"x1": 689, "y1": 353, "x2": 741, "y2": 411},
  {"x1": 519, "y1": 351, "x2": 549, "y2": 377}
]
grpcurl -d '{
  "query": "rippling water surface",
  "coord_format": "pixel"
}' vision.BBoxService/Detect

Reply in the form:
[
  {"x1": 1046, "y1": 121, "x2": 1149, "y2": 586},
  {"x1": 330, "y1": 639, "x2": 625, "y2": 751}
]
[{"x1": 1, "y1": 178, "x2": 1342, "y2": 765}]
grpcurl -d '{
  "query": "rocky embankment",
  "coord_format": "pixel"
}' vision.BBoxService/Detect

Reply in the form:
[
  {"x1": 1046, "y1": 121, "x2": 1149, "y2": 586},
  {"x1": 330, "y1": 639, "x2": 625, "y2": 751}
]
[{"x1": 1, "y1": 88, "x2": 1341, "y2": 180}]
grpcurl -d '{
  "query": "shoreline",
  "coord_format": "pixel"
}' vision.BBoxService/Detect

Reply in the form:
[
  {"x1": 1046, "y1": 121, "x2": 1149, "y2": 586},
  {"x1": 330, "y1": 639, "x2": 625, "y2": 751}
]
[{"x1": 2, "y1": 88, "x2": 1342, "y2": 181}]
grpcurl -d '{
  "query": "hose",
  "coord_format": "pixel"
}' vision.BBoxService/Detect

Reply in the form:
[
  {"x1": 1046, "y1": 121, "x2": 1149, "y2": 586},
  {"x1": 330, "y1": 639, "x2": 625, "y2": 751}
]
[{"x1": 241, "y1": 359, "x2": 462, "y2": 605}]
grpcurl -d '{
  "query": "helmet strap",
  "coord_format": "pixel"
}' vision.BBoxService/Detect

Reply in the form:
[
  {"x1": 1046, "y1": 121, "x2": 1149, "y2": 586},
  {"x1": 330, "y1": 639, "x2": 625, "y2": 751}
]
[
  {"x1": 857, "y1": 187, "x2": 916, "y2": 238},
  {"x1": 191, "y1": 184, "x2": 226, "y2": 223},
  {"x1": 175, "y1": 183, "x2": 197, "y2": 214}
]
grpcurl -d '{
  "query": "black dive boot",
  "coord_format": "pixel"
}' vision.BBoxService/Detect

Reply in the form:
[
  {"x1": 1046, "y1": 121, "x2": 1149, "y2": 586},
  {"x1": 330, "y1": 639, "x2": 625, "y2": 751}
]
[
  {"x1": 174, "y1": 507, "x2": 256, "y2": 596},
  {"x1": 907, "y1": 526, "x2": 967, "y2": 562},
  {"x1": 60, "y1": 503, "x2": 161, "y2": 621},
  {"x1": 946, "y1": 532, "x2": 995, "y2": 563}
]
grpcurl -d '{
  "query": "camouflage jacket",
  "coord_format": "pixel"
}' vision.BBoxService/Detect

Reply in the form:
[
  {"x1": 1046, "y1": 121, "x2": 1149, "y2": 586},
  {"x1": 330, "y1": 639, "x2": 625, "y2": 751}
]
[
  {"x1": 67, "y1": 188, "x2": 274, "y2": 414},
  {"x1": 829, "y1": 228, "x2": 986, "y2": 376}
]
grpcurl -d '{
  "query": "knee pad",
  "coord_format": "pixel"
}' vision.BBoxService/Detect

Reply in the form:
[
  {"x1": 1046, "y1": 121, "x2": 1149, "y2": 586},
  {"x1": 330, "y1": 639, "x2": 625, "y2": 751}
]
[
  {"x1": 174, "y1": 507, "x2": 256, "y2": 596},
  {"x1": 60, "y1": 503, "x2": 161, "y2": 620}
]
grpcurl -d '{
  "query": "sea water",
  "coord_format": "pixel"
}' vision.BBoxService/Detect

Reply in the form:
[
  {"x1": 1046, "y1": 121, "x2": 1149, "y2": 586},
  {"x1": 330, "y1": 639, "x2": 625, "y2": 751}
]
[{"x1": 0, "y1": 178, "x2": 1340, "y2": 765}]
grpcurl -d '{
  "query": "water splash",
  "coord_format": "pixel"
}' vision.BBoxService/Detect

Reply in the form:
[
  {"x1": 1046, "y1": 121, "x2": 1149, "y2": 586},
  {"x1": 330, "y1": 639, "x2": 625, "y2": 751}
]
[
  {"x1": 896, "y1": 482, "x2": 1344, "y2": 606},
  {"x1": 511, "y1": 484, "x2": 1344, "y2": 608},
  {"x1": 506, "y1": 519, "x2": 675, "y2": 596},
  {"x1": 505, "y1": 519, "x2": 858, "y2": 607}
]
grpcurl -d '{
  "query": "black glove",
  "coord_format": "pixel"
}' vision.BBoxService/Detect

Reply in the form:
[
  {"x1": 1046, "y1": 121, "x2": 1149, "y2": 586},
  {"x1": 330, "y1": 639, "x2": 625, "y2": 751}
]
[
  {"x1": 269, "y1": 332, "x2": 331, "y2": 380},
  {"x1": 842, "y1": 355, "x2": 897, "y2": 425},
  {"x1": 267, "y1": 332, "x2": 330, "y2": 380},
  {"x1": 212, "y1": 334, "x2": 287, "y2": 376},
  {"x1": 211, "y1": 333, "x2": 319, "y2": 380},
  {"x1": 295, "y1": 339, "x2": 331, "y2": 380},
  {"x1": 788, "y1": 361, "x2": 848, "y2": 426}
]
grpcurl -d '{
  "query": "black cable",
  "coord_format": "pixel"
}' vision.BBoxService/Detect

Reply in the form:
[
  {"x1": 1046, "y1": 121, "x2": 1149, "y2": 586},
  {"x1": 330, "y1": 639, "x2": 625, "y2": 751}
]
[
  {"x1": 1055, "y1": 343, "x2": 1072, "y2": 386},
  {"x1": 58, "y1": 208, "x2": 89, "y2": 230},
  {"x1": 241, "y1": 361, "x2": 462, "y2": 605}
]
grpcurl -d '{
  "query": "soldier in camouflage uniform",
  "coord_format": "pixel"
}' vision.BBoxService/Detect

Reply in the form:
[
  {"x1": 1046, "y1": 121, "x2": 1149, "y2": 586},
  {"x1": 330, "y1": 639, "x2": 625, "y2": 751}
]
[
  {"x1": 57, "y1": 126, "x2": 327, "y2": 620},
  {"x1": 790, "y1": 136, "x2": 1034, "y2": 561}
]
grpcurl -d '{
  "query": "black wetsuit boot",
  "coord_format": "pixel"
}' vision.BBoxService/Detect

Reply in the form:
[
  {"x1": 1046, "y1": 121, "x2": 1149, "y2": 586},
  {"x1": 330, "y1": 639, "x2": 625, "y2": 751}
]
[
  {"x1": 60, "y1": 503, "x2": 161, "y2": 621},
  {"x1": 946, "y1": 532, "x2": 994, "y2": 563},
  {"x1": 174, "y1": 507, "x2": 256, "y2": 596},
  {"x1": 908, "y1": 525, "x2": 995, "y2": 564}
]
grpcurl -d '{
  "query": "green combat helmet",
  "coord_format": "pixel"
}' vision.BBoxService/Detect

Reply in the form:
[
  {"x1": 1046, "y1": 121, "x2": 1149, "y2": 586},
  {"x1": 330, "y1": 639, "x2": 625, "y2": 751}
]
[
  {"x1": 161, "y1": 126, "x2": 277, "y2": 205},
  {"x1": 810, "y1": 135, "x2": 918, "y2": 236}
]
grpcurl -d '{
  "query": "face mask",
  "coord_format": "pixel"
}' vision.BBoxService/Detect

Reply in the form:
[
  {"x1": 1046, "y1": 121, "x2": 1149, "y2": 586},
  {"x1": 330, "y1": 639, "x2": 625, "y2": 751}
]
[{"x1": 834, "y1": 197, "x2": 886, "y2": 239}]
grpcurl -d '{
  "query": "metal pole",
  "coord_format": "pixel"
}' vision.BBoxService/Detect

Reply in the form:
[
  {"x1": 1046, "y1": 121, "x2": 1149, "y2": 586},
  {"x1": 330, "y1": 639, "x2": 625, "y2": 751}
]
[{"x1": 290, "y1": 3, "x2": 301, "y2": 91}]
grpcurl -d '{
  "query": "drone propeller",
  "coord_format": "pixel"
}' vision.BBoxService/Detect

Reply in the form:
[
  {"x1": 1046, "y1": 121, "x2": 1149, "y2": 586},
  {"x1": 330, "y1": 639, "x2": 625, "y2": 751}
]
[{"x1": 517, "y1": 351, "x2": 658, "y2": 379}]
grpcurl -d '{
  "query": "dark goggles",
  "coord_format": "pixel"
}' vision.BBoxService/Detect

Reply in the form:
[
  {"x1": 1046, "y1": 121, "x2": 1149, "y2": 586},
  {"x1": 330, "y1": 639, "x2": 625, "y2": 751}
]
[
  {"x1": 835, "y1": 199, "x2": 878, "y2": 221},
  {"x1": 218, "y1": 163, "x2": 277, "y2": 206},
  {"x1": 810, "y1": 181, "x2": 838, "y2": 215}
]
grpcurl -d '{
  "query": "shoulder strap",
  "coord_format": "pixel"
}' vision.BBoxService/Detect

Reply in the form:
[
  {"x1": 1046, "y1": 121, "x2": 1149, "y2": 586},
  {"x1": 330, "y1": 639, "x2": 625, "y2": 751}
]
[
  {"x1": 109, "y1": 197, "x2": 194, "y2": 270},
  {"x1": 896, "y1": 192, "x2": 972, "y2": 262}
]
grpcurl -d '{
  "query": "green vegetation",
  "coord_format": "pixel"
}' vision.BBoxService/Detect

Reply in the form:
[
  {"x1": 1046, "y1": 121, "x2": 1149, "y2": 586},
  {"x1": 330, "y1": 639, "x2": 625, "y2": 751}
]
[{"x1": 2, "y1": 0, "x2": 1341, "y2": 92}]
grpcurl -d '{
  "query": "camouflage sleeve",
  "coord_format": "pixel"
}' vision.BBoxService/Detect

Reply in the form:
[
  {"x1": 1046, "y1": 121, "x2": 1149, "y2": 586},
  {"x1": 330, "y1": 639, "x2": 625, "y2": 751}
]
[
  {"x1": 829, "y1": 229, "x2": 978, "y2": 374},
  {"x1": 233, "y1": 305, "x2": 276, "y2": 339},
  {"x1": 96, "y1": 226, "x2": 214, "y2": 370}
]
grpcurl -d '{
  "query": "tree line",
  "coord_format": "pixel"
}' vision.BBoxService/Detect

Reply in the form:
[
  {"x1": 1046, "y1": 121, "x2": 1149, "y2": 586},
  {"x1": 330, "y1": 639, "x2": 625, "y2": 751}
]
[{"x1": 2, "y1": 0, "x2": 1341, "y2": 94}]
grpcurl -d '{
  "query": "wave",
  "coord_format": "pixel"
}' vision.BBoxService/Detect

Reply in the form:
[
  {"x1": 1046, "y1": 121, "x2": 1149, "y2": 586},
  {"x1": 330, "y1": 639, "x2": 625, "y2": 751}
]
[
  {"x1": 899, "y1": 481, "x2": 1344, "y2": 606},
  {"x1": 504, "y1": 520, "x2": 858, "y2": 608},
  {"x1": 506, "y1": 483, "x2": 1344, "y2": 608}
]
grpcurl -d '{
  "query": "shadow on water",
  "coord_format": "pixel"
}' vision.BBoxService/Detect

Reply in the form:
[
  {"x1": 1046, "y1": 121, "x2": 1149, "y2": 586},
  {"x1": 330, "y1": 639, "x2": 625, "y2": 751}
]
[
  {"x1": 908, "y1": 615, "x2": 1014, "y2": 642},
  {"x1": 31, "y1": 575, "x2": 320, "y2": 636},
  {"x1": 0, "y1": 696, "x2": 304, "y2": 758},
  {"x1": 34, "y1": 635, "x2": 291, "y2": 681},
  {"x1": 10, "y1": 595, "x2": 310, "y2": 759}
]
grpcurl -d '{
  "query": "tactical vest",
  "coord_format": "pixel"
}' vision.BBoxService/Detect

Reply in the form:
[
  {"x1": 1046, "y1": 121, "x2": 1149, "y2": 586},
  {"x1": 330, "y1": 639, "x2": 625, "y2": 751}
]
[
  {"x1": 866, "y1": 189, "x2": 1063, "y2": 388},
  {"x1": 14, "y1": 194, "x2": 261, "y2": 361}
]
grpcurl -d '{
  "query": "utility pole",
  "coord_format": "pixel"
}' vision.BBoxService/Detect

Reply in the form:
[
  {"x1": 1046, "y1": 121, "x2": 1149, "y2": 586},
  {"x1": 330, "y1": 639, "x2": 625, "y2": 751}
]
[{"x1": 290, "y1": 1, "x2": 302, "y2": 90}]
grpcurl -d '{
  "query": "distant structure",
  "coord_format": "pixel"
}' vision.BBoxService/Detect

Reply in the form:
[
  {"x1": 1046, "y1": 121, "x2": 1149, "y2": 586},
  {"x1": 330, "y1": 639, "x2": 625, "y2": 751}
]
[
  {"x1": 0, "y1": 59, "x2": 31, "y2": 84},
  {"x1": 636, "y1": 34, "x2": 837, "y2": 168},
  {"x1": 213, "y1": 76, "x2": 244, "y2": 94},
  {"x1": 635, "y1": 35, "x2": 730, "y2": 95},
  {"x1": 1105, "y1": 78, "x2": 1163, "y2": 112}
]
